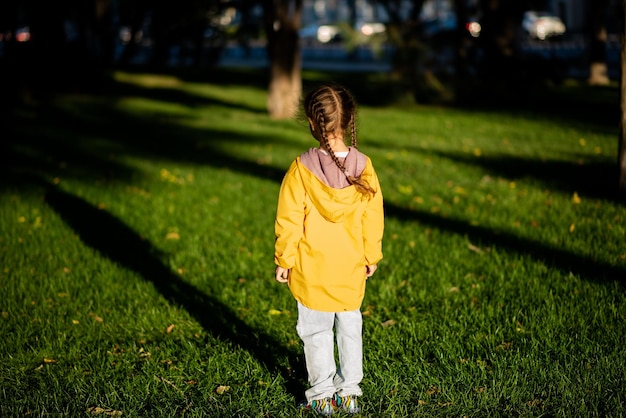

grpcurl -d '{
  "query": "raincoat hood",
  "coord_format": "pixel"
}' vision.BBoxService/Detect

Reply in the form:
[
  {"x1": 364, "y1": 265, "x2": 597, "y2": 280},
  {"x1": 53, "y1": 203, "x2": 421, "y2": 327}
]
[{"x1": 297, "y1": 147, "x2": 370, "y2": 223}]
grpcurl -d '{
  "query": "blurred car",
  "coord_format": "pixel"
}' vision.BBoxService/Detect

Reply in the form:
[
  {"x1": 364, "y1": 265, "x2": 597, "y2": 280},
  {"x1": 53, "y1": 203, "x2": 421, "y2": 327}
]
[
  {"x1": 15, "y1": 26, "x2": 31, "y2": 42},
  {"x1": 299, "y1": 24, "x2": 341, "y2": 44},
  {"x1": 522, "y1": 11, "x2": 566, "y2": 40},
  {"x1": 300, "y1": 21, "x2": 385, "y2": 45},
  {"x1": 465, "y1": 17, "x2": 481, "y2": 38},
  {"x1": 359, "y1": 22, "x2": 385, "y2": 37}
]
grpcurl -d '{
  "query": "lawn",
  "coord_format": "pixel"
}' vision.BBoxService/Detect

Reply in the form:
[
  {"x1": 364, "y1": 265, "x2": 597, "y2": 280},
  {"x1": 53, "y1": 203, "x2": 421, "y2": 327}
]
[{"x1": 1, "y1": 70, "x2": 625, "y2": 417}]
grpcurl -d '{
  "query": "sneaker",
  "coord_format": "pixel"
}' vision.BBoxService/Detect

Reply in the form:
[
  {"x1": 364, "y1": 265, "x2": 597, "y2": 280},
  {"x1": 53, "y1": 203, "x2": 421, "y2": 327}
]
[
  {"x1": 333, "y1": 394, "x2": 361, "y2": 414},
  {"x1": 301, "y1": 397, "x2": 336, "y2": 416}
]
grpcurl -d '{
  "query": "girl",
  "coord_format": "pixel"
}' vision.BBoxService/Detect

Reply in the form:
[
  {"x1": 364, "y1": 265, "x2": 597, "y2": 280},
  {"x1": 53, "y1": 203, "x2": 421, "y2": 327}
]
[{"x1": 274, "y1": 84, "x2": 384, "y2": 415}]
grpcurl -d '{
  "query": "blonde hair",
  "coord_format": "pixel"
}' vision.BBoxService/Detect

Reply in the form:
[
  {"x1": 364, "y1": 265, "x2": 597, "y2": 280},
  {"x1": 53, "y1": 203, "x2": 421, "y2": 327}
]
[{"x1": 303, "y1": 84, "x2": 375, "y2": 197}]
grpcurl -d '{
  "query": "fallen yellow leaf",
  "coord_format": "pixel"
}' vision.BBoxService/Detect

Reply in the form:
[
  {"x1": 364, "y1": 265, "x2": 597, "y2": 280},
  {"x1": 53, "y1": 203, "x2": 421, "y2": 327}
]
[
  {"x1": 215, "y1": 385, "x2": 231, "y2": 395},
  {"x1": 572, "y1": 192, "x2": 581, "y2": 204},
  {"x1": 165, "y1": 232, "x2": 180, "y2": 240},
  {"x1": 427, "y1": 386, "x2": 440, "y2": 396},
  {"x1": 381, "y1": 319, "x2": 396, "y2": 327},
  {"x1": 166, "y1": 324, "x2": 175, "y2": 334},
  {"x1": 468, "y1": 243, "x2": 483, "y2": 254},
  {"x1": 89, "y1": 313, "x2": 104, "y2": 322},
  {"x1": 86, "y1": 406, "x2": 123, "y2": 416},
  {"x1": 496, "y1": 341, "x2": 513, "y2": 351}
]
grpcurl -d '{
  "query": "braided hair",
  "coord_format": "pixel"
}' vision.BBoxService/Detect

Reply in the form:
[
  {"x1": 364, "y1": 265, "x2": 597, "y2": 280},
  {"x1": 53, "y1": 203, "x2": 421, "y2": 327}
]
[{"x1": 303, "y1": 84, "x2": 375, "y2": 197}]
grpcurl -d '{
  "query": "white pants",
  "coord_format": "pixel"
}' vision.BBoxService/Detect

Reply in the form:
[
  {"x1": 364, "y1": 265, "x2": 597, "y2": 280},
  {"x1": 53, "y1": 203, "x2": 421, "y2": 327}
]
[{"x1": 296, "y1": 302, "x2": 363, "y2": 402}]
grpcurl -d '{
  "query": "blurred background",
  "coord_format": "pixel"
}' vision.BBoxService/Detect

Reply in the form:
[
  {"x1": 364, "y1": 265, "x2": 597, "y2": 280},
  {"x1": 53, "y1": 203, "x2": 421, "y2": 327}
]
[{"x1": 0, "y1": 0, "x2": 621, "y2": 110}]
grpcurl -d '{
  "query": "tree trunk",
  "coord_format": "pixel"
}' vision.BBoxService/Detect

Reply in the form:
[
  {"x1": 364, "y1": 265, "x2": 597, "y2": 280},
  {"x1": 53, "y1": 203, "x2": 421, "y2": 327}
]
[
  {"x1": 478, "y1": 0, "x2": 522, "y2": 80},
  {"x1": 588, "y1": 0, "x2": 610, "y2": 86},
  {"x1": 27, "y1": 1, "x2": 72, "y2": 98},
  {"x1": 379, "y1": 0, "x2": 426, "y2": 102},
  {"x1": 453, "y1": 0, "x2": 470, "y2": 98},
  {"x1": 264, "y1": 0, "x2": 302, "y2": 119},
  {"x1": 619, "y1": 0, "x2": 626, "y2": 198}
]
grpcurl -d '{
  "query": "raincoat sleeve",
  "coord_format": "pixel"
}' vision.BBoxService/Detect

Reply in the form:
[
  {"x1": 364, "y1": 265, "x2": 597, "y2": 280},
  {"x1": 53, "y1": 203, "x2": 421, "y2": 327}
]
[
  {"x1": 362, "y1": 160, "x2": 384, "y2": 265},
  {"x1": 274, "y1": 160, "x2": 306, "y2": 269}
]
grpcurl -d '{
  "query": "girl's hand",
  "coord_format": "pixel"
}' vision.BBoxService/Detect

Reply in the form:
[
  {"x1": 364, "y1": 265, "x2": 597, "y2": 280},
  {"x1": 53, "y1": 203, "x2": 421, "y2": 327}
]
[
  {"x1": 366, "y1": 264, "x2": 377, "y2": 277},
  {"x1": 275, "y1": 266, "x2": 289, "y2": 283}
]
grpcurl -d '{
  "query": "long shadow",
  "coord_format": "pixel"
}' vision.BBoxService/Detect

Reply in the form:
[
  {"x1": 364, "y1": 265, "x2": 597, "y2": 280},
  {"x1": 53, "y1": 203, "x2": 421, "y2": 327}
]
[
  {"x1": 109, "y1": 78, "x2": 267, "y2": 115},
  {"x1": 362, "y1": 139, "x2": 622, "y2": 204},
  {"x1": 385, "y1": 202, "x2": 625, "y2": 286},
  {"x1": 430, "y1": 150, "x2": 621, "y2": 204},
  {"x1": 0, "y1": 96, "x2": 290, "y2": 191},
  {"x1": 122, "y1": 66, "x2": 270, "y2": 93},
  {"x1": 452, "y1": 81, "x2": 620, "y2": 134},
  {"x1": 44, "y1": 185, "x2": 306, "y2": 400}
]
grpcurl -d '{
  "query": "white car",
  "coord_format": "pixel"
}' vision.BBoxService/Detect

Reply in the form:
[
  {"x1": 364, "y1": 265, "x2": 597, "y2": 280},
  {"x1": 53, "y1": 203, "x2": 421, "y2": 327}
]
[{"x1": 522, "y1": 11, "x2": 566, "y2": 40}]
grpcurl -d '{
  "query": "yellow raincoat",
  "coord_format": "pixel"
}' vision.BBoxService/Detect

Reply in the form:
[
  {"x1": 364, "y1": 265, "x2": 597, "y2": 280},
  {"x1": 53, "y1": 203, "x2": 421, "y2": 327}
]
[{"x1": 274, "y1": 154, "x2": 384, "y2": 312}]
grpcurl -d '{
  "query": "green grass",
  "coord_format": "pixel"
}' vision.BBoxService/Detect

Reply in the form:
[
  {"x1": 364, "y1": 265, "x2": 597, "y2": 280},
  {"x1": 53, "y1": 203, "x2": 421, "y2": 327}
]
[{"x1": 1, "y1": 70, "x2": 625, "y2": 417}]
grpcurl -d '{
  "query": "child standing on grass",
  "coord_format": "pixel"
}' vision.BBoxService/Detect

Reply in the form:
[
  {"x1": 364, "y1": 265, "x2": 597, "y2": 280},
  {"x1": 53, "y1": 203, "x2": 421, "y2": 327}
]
[{"x1": 274, "y1": 84, "x2": 384, "y2": 415}]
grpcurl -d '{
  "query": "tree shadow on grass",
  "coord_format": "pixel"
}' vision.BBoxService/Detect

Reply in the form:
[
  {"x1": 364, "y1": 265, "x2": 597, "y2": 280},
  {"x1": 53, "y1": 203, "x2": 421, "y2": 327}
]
[
  {"x1": 107, "y1": 76, "x2": 268, "y2": 115},
  {"x1": 363, "y1": 138, "x2": 622, "y2": 204},
  {"x1": 452, "y1": 82, "x2": 620, "y2": 134},
  {"x1": 430, "y1": 150, "x2": 621, "y2": 204},
  {"x1": 0, "y1": 95, "x2": 290, "y2": 192},
  {"x1": 44, "y1": 185, "x2": 306, "y2": 401},
  {"x1": 385, "y1": 202, "x2": 625, "y2": 287}
]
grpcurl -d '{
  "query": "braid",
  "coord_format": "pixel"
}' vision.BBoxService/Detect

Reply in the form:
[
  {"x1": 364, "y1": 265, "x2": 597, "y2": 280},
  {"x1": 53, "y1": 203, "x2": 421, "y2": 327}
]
[
  {"x1": 318, "y1": 108, "x2": 349, "y2": 173},
  {"x1": 350, "y1": 111, "x2": 357, "y2": 148},
  {"x1": 303, "y1": 84, "x2": 375, "y2": 197}
]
